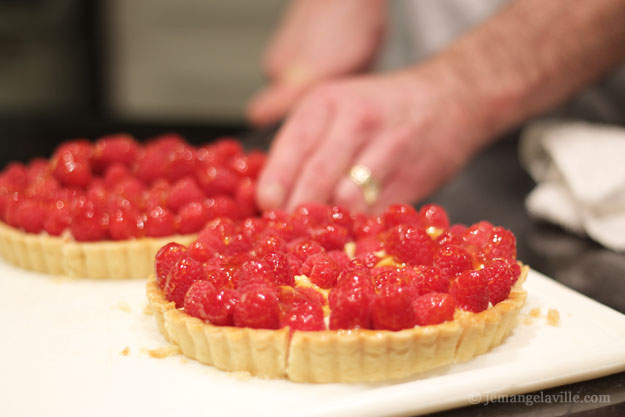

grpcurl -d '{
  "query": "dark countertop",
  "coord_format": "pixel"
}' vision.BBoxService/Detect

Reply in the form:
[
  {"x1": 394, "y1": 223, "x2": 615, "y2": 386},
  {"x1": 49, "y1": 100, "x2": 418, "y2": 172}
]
[{"x1": 1, "y1": 118, "x2": 624, "y2": 416}]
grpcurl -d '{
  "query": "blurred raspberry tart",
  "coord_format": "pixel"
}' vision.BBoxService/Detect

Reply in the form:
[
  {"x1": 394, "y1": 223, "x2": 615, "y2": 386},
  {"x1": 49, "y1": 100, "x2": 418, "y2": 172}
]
[
  {"x1": 147, "y1": 203, "x2": 528, "y2": 382},
  {"x1": 0, "y1": 134, "x2": 265, "y2": 278}
]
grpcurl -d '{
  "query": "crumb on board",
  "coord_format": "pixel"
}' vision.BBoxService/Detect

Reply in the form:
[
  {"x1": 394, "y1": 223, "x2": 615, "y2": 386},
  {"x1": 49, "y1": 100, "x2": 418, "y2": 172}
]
[
  {"x1": 142, "y1": 345, "x2": 181, "y2": 358},
  {"x1": 120, "y1": 347, "x2": 130, "y2": 356},
  {"x1": 547, "y1": 308, "x2": 560, "y2": 326},
  {"x1": 114, "y1": 301, "x2": 131, "y2": 313},
  {"x1": 180, "y1": 357, "x2": 188, "y2": 364},
  {"x1": 232, "y1": 371, "x2": 252, "y2": 381},
  {"x1": 143, "y1": 304, "x2": 153, "y2": 315},
  {"x1": 523, "y1": 317, "x2": 534, "y2": 325},
  {"x1": 529, "y1": 307, "x2": 541, "y2": 317}
]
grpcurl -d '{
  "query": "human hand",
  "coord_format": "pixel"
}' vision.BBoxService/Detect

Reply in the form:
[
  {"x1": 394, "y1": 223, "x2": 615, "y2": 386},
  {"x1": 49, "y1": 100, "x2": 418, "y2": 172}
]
[
  {"x1": 255, "y1": 69, "x2": 488, "y2": 214},
  {"x1": 246, "y1": 0, "x2": 387, "y2": 127}
]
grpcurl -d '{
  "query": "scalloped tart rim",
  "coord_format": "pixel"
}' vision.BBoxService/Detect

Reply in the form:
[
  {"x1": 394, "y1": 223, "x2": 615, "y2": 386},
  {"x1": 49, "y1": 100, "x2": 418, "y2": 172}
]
[
  {"x1": 0, "y1": 221, "x2": 196, "y2": 279},
  {"x1": 146, "y1": 264, "x2": 528, "y2": 382}
]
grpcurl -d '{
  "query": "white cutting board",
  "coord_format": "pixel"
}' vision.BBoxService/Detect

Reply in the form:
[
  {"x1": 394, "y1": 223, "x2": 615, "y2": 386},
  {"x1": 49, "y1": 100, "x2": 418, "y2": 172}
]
[{"x1": 1, "y1": 261, "x2": 624, "y2": 417}]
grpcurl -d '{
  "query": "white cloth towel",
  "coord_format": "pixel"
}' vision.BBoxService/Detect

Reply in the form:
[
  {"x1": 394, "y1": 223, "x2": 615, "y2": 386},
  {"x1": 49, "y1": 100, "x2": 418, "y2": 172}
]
[{"x1": 519, "y1": 120, "x2": 625, "y2": 252}]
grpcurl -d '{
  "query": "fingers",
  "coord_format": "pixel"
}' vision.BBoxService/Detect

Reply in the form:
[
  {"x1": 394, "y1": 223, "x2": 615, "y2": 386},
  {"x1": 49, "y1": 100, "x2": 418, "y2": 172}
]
[
  {"x1": 285, "y1": 104, "x2": 378, "y2": 210},
  {"x1": 255, "y1": 96, "x2": 331, "y2": 210},
  {"x1": 246, "y1": 81, "x2": 309, "y2": 127},
  {"x1": 332, "y1": 127, "x2": 415, "y2": 213}
]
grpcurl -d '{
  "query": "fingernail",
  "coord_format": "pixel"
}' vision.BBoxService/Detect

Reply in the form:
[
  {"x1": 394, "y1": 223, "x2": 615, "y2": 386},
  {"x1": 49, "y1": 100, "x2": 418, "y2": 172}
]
[{"x1": 259, "y1": 182, "x2": 286, "y2": 210}]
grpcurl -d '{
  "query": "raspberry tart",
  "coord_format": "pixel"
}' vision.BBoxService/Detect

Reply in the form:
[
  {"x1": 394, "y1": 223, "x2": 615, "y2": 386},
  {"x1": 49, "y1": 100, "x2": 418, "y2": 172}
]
[
  {"x1": 0, "y1": 134, "x2": 265, "y2": 278},
  {"x1": 147, "y1": 203, "x2": 528, "y2": 382}
]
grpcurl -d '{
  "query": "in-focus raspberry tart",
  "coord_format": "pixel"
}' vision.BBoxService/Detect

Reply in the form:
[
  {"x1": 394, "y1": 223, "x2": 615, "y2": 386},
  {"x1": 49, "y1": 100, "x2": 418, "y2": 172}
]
[
  {"x1": 0, "y1": 134, "x2": 265, "y2": 278},
  {"x1": 147, "y1": 203, "x2": 528, "y2": 382}
]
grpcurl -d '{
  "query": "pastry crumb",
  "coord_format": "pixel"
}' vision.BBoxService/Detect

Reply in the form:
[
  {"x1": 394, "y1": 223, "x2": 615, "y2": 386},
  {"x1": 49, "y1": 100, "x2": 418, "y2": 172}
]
[
  {"x1": 115, "y1": 301, "x2": 131, "y2": 313},
  {"x1": 523, "y1": 317, "x2": 534, "y2": 325},
  {"x1": 120, "y1": 347, "x2": 130, "y2": 356},
  {"x1": 143, "y1": 304, "x2": 153, "y2": 315},
  {"x1": 232, "y1": 371, "x2": 252, "y2": 381},
  {"x1": 142, "y1": 345, "x2": 181, "y2": 358},
  {"x1": 529, "y1": 307, "x2": 541, "y2": 317},
  {"x1": 547, "y1": 308, "x2": 560, "y2": 326},
  {"x1": 180, "y1": 357, "x2": 189, "y2": 364}
]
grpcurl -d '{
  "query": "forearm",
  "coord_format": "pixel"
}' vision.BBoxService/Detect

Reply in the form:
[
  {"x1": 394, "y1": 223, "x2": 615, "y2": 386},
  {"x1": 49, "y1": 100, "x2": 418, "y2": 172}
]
[{"x1": 402, "y1": 0, "x2": 625, "y2": 150}]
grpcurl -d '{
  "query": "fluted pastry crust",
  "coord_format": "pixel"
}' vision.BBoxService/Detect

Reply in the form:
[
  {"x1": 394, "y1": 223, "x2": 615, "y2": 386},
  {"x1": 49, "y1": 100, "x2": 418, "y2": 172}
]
[
  {"x1": 146, "y1": 265, "x2": 528, "y2": 382},
  {"x1": 0, "y1": 221, "x2": 196, "y2": 279}
]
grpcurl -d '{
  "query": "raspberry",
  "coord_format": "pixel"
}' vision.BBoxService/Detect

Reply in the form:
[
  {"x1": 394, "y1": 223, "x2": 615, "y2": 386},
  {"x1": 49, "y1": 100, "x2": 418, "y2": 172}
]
[
  {"x1": 481, "y1": 226, "x2": 517, "y2": 261},
  {"x1": 354, "y1": 252, "x2": 380, "y2": 269},
  {"x1": 187, "y1": 240, "x2": 215, "y2": 262},
  {"x1": 14, "y1": 199, "x2": 47, "y2": 233},
  {"x1": 212, "y1": 138, "x2": 244, "y2": 163},
  {"x1": 410, "y1": 265, "x2": 450, "y2": 295},
  {"x1": 233, "y1": 285, "x2": 280, "y2": 329},
  {"x1": 278, "y1": 287, "x2": 325, "y2": 331},
  {"x1": 144, "y1": 206, "x2": 178, "y2": 237},
  {"x1": 44, "y1": 200, "x2": 72, "y2": 236},
  {"x1": 290, "y1": 203, "x2": 331, "y2": 230},
  {"x1": 197, "y1": 217, "x2": 235, "y2": 253},
  {"x1": 434, "y1": 245, "x2": 473, "y2": 279},
  {"x1": 178, "y1": 201, "x2": 210, "y2": 234},
  {"x1": 134, "y1": 146, "x2": 166, "y2": 183},
  {"x1": 287, "y1": 254, "x2": 304, "y2": 276},
  {"x1": 328, "y1": 273, "x2": 375, "y2": 330},
  {"x1": 449, "y1": 270, "x2": 489, "y2": 312},
  {"x1": 262, "y1": 251, "x2": 295, "y2": 286},
  {"x1": 103, "y1": 163, "x2": 131, "y2": 187},
  {"x1": 326, "y1": 250, "x2": 350, "y2": 270},
  {"x1": 234, "y1": 178, "x2": 257, "y2": 218},
  {"x1": 371, "y1": 266, "x2": 403, "y2": 291},
  {"x1": 91, "y1": 134, "x2": 139, "y2": 171},
  {"x1": 384, "y1": 225, "x2": 435, "y2": 266},
  {"x1": 383, "y1": 204, "x2": 422, "y2": 228},
  {"x1": 419, "y1": 204, "x2": 450, "y2": 229},
  {"x1": 165, "y1": 141, "x2": 197, "y2": 182},
  {"x1": 462, "y1": 221, "x2": 493, "y2": 250},
  {"x1": 230, "y1": 151, "x2": 266, "y2": 179},
  {"x1": 352, "y1": 213, "x2": 385, "y2": 240},
  {"x1": 287, "y1": 238, "x2": 325, "y2": 262},
  {"x1": 343, "y1": 258, "x2": 370, "y2": 274},
  {"x1": 204, "y1": 196, "x2": 240, "y2": 220},
  {"x1": 263, "y1": 209, "x2": 289, "y2": 222},
  {"x1": 196, "y1": 165, "x2": 239, "y2": 197},
  {"x1": 436, "y1": 230, "x2": 463, "y2": 247},
  {"x1": 306, "y1": 253, "x2": 340, "y2": 289},
  {"x1": 330, "y1": 205, "x2": 353, "y2": 230},
  {"x1": 3, "y1": 162, "x2": 28, "y2": 189},
  {"x1": 483, "y1": 259, "x2": 520, "y2": 304},
  {"x1": 164, "y1": 255, "x2": 205, "y2": 308},
  {"x1": 24, "y1": 176, "x2": 59, "y2": 200},
  {"x1": 70, "y1": 197, "x2": 109, "y2": 241},
  {"x1": 168, "y1": 177, "x2": 204, "y2": 213},
  {"x1": 155, "y1": 242, "x2": 187, "y2": 287},
  {"x1": 205, "y1": 260, "x2": 235, "y2": 289},
  {"x1": 355, "y1": 236, "x2": 383, "y2": 257},
  {"x1": 413, "y1": 293, "x2": 456, "y2": 326},
  {"x1": 184, "y1": 280, "x2": 238, "y2": 326},
  {"x1": 52, "y1": 141, "x2": 93, "y2": 188},
  {"x1": 371, "y1": 284, "x2": 416, "y2": 330},
  {"x1": 143, "y1": 179, "x2": 170, "y2": 210},
  {"x1": 237, "y1": 217, "x2": 267, "y2": 240},
  {"x1": 312, "y1": 224, "x2": 349, "y2": 251},
  {"x1": 109, "y1": 208, "x2": 144, "y2": 240},
  {"x1": 253, "y1": 233, "x2": 287, "y2": 258},
  {"x1": 234, "y1": 259, "x2": 276, "y2": 290}
]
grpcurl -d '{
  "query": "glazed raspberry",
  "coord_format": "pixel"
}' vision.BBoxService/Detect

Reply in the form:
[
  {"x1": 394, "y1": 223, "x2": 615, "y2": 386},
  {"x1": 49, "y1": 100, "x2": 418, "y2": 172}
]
[
  {"x1": 287, "y1": 238, "x2": 325, "y2": 262},
  {"x1": 168, "y1": 177, "x2": 204, "y2": 213},
  {"x1": 449, "y1": 270, "x2": 489, "y2": 312},
  {"x1": 24, "y1": 176, "x2": 59, "y2": 200},
  {"x1": 3, "y1": 162, "x2": 28, "y2": 189},
  {"x1": 262, "y1": 251, "x2": 295, "y2": 286},
  {"x1": 211, "y1": 138, "x2": 243, "y2": 163},
  {"x1": 410, "y1": 265, "x2": 450, "y2": 295},
  {"x1": 134, "y1": 146, "x2": 165, "y2": 184},
  {"x1": 238, "y1": 217, "x2": 267, "y2": 240},
  {"x1": 352, "y1": 213, "x2": 385, "y2": 240},
  {"x1": 371, "y1": 284, "x2": 416, "y2": 331},
  {"x1": 328, "y1": 271, "x2": 375, "y2": 330},
  {"x1": 234, "y1": 259, "x2": 276, "y2": 290},
  {"x1": 14, "y1": 199, "x2": 47, "y2": 233},
  {"x1": 287, "y1": 254, "x2": 304, "y2": 276},
  {"x1": 234, "y1": 178, "x2": 257, "y2": 218},
  {"x1": 144, "y1": 206, "x2": 178, "y2": 237},
  {"x1": 355, "y1": 236, "x2": 383, "y2": 257},
  {"x1": 354, "y1": 251, "x2": 381, "y2": 269},
  {"x1": 343, "y1": 258, "x2": 370, "y2": 274},
  {"x1": 196, "y1": 165, "x2": 238, "y2": 197},
  {"x1": 103, "y1": 163, "x2": 130, "y2": 187},
  {"x1": 312, "y1": 224, "x2": 349, "y2": 251},
  {"x1": 91, "y1": 134, "x2": 139, "y2": 171},
  {"x1": 155, "y1": 242, "x2": 188, "y2": 288},
  {"x1": 326, "y1": 250, "x2": 350, "y2": 270},
  {"x1": 413, "y1": 293, "x2": 456, "y2": 326},
  {"x1": 253, "y1": 233, "x2": 287, "y2": 258},
  {"x1": 434, "y1": 245, "x2": 473, "y2": 279},
  {"x1": 230, "y1": 151, "x2": 266, "y2": 179},
  {"x1": 278, "y1": 287, "x2": 325, "y2": 331},
  {"x1": 330, "y1": 205, "x2": 353, "y2": 230},
  {"x1": 481, "y1": 226, "x2": 517, "y2": 261},
  {"x1": 197, "y1": 217, "x2": 236, "y2": 252},
  {"x1": 178, "y1": 202, "x2": 211, "y2": 234},
  {"x1": 383, "y1": 204, "x2": 421, "y2": 228},
  {"x1": 187, "y1": 240, "x2": 215, "y2": 262},
  {"x1": 291, "y1": 203, "x2": 331, "y2": 230},
  {"x1": 483, "y1": 259, "x2": 520, "y2": 304},
  {"x1": 109, "y1": 208, "x2": 144, "y2": 240},
  {"x1": 384, "y1": 225, "x2": 435, "y2": 265},
  {"x1": 436, "y1": 230, "x2": 463, "y2": 247},
  {"x1": 306, "y1": 253, "x2": 340, "y2": 289},
  {"x1": 184, "y1": 280, "x2": 238, "y2": 326},
  {"x1": 144, "y1": 179, "x2": 171, "y2": 210},
  {"x1": 371, "y1": 266, "x2": 403, "y2": 291},
  {"x1": 43, "y1": 200, "x2": 72, "y2": 236},
  {"x1": 462, "y1": 221, "x2": 493, "y2": 250},
  {"x1": 70, "y1": 197, "x2": 109, "y2": 241},
  {"x1": 204, "y1": 195, "x2": 240, "y2": 220},
  {"x1": 164, "y1": 255, "x2": 205, "y2": 308},
  {"x1": 233, "y1": 285, "x2": 280, "y2": 329},
  {"x1": 419, "y1": 204, "x2": 450, "y2": 229},
  {"x1": 52, "y1": 141, "x2": 93, "y2": 188},
  {"x1": 165, "y1": 141, "x2": 197, "y2": 181},
  {"x1": 263, "y1": 209, "x2": 289, "y2": 222}
]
